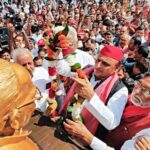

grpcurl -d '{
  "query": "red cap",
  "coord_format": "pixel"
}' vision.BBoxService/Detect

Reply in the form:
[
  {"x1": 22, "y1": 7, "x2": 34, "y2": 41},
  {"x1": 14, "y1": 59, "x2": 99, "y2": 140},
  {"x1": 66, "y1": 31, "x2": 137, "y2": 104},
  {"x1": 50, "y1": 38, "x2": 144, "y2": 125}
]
[
  {"x1": 100, "y1": 45, "x2": 123, "y2": 61},
  {"x1": 38, "y1": 39, "x2": 46, "y2": 46}
]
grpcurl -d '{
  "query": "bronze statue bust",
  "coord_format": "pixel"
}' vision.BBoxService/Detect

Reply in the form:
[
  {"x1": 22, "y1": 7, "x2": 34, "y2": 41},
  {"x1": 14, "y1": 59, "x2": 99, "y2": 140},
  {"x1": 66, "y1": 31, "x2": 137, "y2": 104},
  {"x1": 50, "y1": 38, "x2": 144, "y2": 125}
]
[{"x1": 0, "y1": 59, "x2": 39, "y2": 150}]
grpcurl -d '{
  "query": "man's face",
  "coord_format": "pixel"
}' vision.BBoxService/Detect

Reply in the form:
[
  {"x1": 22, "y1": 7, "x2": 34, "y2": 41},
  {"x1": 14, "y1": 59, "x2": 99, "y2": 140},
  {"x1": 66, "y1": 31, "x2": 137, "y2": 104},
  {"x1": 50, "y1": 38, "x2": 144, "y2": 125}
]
[
  {"x1": 75, "y1": 8, "x2": 79, "y2": 14},
  {"x1": 94, "y1": 54, "x2": 119, "y2": 80},
  {"x1": 119, "y1": 37, "x2": 128, "y2": 47},
  {"x1": 42, "y1": 7, "x2": 47, "y2": 15},
  {"x1": 16, "y1": 54, "x2": 35, "y2": 76},
  {"x1": 128, "y1": 39, "x2": 135, "y2": 50},
  {"x1": 1, "y1": 52, "x2": 11, "y2": 62},
  {"x1": 135, "y1": 50, "x2": 142, "y2": 60},
  {"x1": 91, "y1": 9, "x2": 95, "y2": 15},
  {"x1": 85, "y1": 39, "x2": 92, "y2": 48},
  {"x1": 105, "y1": 34, "x2": 112, "y2": 42},
  {"x1": 38, "y1": 51, "x2": 45, "y2": 60},
  {"x1": 115, "y1": 26, "x2": 121, "y2": 35},
  {"x1": 135, "y1": 29, "x2": 144, "y2": 38},
  {"x1": 100, "y1": 26, "x2": 107, "y2": 35},
  {"x1": 120, "y1": 27, "x2": 127, "y2": 35},
  {"x1": 79, "y1": 9, "x2": 84, "y2": 16},
  {"x1": 29, "y1": 40, "x2": 35, "y2": 50},
  {"x1": 148, "y1": 33, "x2": 150, "y2": 43},
  {"x1": 131, "y1": 77, "x2": 150, "y2": 107},
  {"x1": 15, "y1": 36, "x2": 24, "y2": 48},
  {"x1": 85, "y1": 17, "x2": 91, "y2": 23},
  {"x1": 34, "y1": 58, "x2": 42, "y2": 67}
]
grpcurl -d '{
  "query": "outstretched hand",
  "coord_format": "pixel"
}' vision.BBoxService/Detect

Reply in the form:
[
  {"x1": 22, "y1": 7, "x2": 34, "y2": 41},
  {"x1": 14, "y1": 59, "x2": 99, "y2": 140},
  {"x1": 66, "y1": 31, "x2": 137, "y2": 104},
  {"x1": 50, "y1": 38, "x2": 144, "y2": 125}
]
[{"x1": 72, "y1": 77, "x2": 95, "y2": 100}]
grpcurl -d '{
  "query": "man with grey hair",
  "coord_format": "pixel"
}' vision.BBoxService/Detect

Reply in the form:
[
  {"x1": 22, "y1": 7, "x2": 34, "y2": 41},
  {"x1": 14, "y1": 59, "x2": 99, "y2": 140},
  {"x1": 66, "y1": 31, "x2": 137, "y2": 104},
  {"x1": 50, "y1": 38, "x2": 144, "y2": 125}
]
[
  {"x1": 12, "y1": 48, "x2": 35, "y2": 76},
  {"x1": 12, "y1": 48, "x2": 50, "y2": 112}
]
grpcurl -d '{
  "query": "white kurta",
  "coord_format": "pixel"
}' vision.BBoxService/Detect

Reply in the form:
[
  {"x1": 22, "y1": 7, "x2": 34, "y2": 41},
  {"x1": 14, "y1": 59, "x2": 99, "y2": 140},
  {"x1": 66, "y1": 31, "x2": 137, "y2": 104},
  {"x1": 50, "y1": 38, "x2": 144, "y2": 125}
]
[
  {"x1": 121, "y1": 128, "x2": 150, "y2": 150},
  {"x1": 43, "y1": 49, "x2": 95, "y2": 77},
  {"x1": 84, "y1": 74, "x2": 128, "y2": 130},
  {"x1": 74, "y1": 49, "x2": 95, "y2": 68},
  {"x1": 32, "y1": 66, "x2": 50, "y2": 112},
  {"x1": 90, "y1": 128, "x2": 150, "y2": 150}
]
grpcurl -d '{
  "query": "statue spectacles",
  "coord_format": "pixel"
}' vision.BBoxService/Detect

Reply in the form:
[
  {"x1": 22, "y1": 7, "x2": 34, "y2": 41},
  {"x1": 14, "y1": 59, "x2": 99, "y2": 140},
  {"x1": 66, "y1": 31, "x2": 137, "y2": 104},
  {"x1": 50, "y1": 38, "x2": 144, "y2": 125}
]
[{"x1": 17, "y1": 87, "x2": 42, "y2": 109}]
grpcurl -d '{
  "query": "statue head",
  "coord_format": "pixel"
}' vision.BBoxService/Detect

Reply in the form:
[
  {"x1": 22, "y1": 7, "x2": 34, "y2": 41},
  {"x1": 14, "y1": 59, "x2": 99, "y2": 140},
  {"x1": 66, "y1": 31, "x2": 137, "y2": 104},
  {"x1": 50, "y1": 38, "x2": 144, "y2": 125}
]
[{"x1": 0, "y1": 59, "x2": 36, "y2": 136}]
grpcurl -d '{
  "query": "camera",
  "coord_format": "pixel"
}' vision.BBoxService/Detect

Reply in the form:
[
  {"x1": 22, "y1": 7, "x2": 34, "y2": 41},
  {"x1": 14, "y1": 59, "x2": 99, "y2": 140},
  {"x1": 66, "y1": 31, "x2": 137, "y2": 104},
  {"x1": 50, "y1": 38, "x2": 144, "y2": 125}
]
[
  {"x1": 0, "y1": 28, "x2": 9, "y2": 48},
  {"x1": 137, "y1": 0, "x2": 145, "y2": 6},
  {"x1": 4, "y1": 13, "x2": 13, "y2": 20},
  {"x1": 14, "y1": 14, "x2": 23, "y2": 31},
  {"x1": 15, "y1": 23, "x2": 23, "y2": 31},
  {"x1": 31, "y1": 24, "x2": 39, "y2": 33}
]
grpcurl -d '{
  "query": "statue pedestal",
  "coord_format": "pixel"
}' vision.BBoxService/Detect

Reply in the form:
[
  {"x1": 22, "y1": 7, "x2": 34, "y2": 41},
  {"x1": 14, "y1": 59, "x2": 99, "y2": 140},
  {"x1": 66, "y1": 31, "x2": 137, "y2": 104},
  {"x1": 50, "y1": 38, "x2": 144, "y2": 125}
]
[{"x1": 25, "y1": 111, "x2": 87, "y2": 150}]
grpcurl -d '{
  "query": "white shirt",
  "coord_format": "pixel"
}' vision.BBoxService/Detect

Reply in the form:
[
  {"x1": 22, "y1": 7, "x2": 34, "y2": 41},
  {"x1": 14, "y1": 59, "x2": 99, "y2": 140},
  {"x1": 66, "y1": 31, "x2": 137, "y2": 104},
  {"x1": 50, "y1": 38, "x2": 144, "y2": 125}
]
[
  {"x1": 31, "y1": 47, "x2": 38, "y2": 58},
  {"x1": 24, "y1": 4, "x2": 30, "y2": 14},
  {"x1": 121, "y1": 128, "x2": 150, "y2": 150},
  {"x1": 2, "y1": 8, "x2": 9, "y2": 15},
  {"x1": 43, "y1": 49, "x2": 95, "y2": 78},
  {"x1": 90, "y1": 137, "x2": 114, "y2": 150},
  {"x1": 74, "y1": 49, "x2": 95, "y2": 68},
  {"x1": 90, "y1": 127, "x2": 150, "y2": 150},
  {"x1": 84, "y1": 74, "x2": 128, "y2": 130},
  {"x1": 43, "y1": 53, "x2": 75, "y2": 77},
  {"x1": 32, "y1": 67, "x2": 50, "y2": 112},
  {"x1": 30, "y1": 34, "x2": 43, "y2": 44}
]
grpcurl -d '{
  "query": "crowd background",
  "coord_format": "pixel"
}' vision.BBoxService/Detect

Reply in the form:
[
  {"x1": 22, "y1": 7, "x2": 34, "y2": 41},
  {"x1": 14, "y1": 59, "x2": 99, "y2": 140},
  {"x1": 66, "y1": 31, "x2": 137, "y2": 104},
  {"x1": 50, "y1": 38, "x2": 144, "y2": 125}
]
[
  {"x1": 0, "y1": 0, "x2": 150, "y2": 150},
  {"x1": 0, "y1": 0, "x2": 150, "y2": 85}
]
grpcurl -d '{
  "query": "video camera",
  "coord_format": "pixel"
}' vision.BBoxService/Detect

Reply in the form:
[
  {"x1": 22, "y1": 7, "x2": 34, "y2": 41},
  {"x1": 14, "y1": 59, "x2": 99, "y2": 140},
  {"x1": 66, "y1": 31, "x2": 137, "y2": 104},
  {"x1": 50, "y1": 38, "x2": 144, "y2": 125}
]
[
  {"x1": 31, "y1": 24, "x2": 39, "y2": 33},
  {"x1": 0, "y1": 28, "x2": 9, "y2": 48},
  {"x1": 14, "y1": 14, "x2": 23, "y2": 32}
]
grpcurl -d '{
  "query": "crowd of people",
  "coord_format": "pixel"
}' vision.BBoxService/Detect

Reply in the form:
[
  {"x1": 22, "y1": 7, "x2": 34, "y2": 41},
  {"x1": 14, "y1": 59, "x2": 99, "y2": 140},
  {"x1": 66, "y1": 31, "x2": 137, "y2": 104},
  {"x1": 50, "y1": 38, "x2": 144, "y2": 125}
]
[{"x1": 0, "y1": 0, "x2": 150, "y2": 150}]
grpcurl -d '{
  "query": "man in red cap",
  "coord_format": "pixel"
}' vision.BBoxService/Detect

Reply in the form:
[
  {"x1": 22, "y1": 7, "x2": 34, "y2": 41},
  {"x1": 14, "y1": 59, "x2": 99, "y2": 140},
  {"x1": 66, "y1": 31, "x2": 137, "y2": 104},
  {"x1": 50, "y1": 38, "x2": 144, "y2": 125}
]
[
  {"x1": 38, "y1": 39, "x2": 46, "y2": 48},
  {"x1": 63, "y1": 45, "x2": 128, "y2": 147}
]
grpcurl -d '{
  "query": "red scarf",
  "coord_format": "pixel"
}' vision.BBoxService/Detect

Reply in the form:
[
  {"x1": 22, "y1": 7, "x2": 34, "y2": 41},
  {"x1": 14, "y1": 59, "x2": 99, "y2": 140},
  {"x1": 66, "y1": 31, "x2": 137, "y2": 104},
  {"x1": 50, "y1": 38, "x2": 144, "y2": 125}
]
[
  {"x1": 81, "y1": 73, "x2": 119, "y2": 135},
  {"x1": 59, "y1": 67, "x2": 94, "y2": 115},
  {"x1": 59, "y1": 68, "x2": 119, "y2": 135},
  {"x1": 123, "y1": 105, "x2": 150, "y2": 120}
]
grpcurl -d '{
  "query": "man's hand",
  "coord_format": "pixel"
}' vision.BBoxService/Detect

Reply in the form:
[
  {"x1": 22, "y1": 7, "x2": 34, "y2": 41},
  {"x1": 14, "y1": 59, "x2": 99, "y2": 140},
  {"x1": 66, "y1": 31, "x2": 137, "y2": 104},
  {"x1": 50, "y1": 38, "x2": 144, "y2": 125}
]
[
  {"x1": 63, "y1": 119, "x2": 94, "y2": 145},
  {"x1": 72, "y1": 77, "x2": 95, "y2": 100},
  {"x1": 134, "y1": 136, "x2": 150, "y2": 150}
]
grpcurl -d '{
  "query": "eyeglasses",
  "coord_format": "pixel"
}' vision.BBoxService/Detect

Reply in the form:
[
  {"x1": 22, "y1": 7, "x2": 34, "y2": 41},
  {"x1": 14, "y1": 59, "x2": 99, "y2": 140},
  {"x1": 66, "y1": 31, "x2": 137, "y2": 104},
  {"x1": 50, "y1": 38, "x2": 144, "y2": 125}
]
[
  {"x1": 134, "y1": 81, "x2": 150, "y2": 96},
  {"x1": 17, "y1": 87, "x2": 42, "y2": 109}
]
